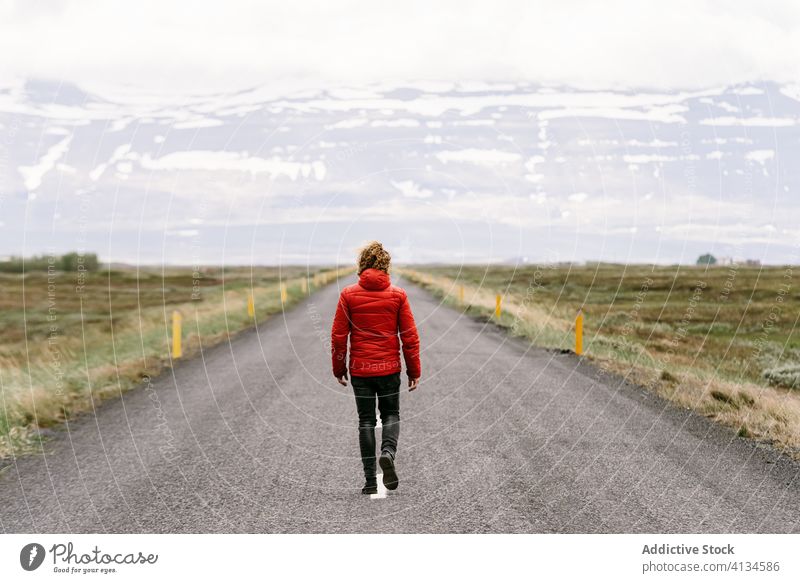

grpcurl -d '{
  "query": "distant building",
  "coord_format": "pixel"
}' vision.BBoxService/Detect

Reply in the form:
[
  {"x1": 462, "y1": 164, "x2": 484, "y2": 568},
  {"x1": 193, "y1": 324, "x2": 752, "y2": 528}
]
[{"x1": 716, "y1": 256, "x2": 761, "y2": 266}]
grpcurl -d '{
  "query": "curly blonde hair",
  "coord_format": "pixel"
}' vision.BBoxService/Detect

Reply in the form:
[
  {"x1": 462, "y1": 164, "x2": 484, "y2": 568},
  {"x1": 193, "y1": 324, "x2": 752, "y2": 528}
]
[{"x1": 357, "y1": 241, "x2": 391, "y2": 274}]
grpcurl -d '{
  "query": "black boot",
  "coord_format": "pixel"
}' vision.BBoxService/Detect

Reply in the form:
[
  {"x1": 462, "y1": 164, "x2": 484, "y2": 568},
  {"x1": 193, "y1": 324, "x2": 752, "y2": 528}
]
[
  {"x1": 358, "y1": 424, "x2": 377, "y2": 495},
  {"x1": 379, "y1": 451, "x2": 399, "y2": 491}
]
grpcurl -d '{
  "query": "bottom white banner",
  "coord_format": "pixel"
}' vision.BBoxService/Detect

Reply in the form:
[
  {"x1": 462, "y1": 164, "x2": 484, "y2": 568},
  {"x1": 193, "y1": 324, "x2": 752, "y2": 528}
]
[{"x1": 0, "y1": 534, "x2": 796, "y2": 582}]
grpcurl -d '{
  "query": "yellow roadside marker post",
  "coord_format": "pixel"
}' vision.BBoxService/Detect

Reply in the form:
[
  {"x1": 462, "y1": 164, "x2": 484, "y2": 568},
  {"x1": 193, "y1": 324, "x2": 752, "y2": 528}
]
[
  {"x1": 459, "y1": 285, "x2": 464, "y2": 305},
  {"x1": 575, "y1": 309, "x2": 584, "y2": 355},
  {"x1": 247, "y1": 293, "x2": 255, "y2": 318},
  {"x1": 495, "y1": 294, "x2": 502, "y2": 318},
  {"x1": 171, "y1": 310, "x2": 182, "y2": 359},
  {"x1": 280, "y1": 282, "x2": 288, "y2": 304}
]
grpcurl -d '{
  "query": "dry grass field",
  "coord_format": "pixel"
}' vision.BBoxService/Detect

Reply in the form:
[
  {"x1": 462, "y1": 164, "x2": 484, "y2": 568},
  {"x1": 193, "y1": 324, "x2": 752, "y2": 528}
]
[
  {"x1": 400, "y1": 263, "x2": 800, "y2": 456},
  {"x1": 0, "y1": 263, "x2": 347, "y2": 457}
]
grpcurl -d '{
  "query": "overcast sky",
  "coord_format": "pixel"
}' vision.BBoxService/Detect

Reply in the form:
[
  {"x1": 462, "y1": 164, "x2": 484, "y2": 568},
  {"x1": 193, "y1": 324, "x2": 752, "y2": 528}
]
[
  {"x1": 2, "y1": 1, "x2": 799, "y2": 266},
  {"x1": 2, "y1": 0, "x2": 800, "y2": 93}
]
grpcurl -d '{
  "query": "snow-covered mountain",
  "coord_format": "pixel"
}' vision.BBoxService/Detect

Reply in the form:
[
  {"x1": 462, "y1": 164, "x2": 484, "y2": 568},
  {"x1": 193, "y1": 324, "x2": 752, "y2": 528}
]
[{"x1": 1, "y1": 79, "x2": 798, "y2": 265}]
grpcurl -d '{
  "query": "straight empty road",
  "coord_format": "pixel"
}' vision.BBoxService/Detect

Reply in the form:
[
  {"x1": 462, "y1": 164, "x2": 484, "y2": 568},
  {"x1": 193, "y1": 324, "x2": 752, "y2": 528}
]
[{"x1": 1, "y1": 276, "x2": 798, "y2": 533}]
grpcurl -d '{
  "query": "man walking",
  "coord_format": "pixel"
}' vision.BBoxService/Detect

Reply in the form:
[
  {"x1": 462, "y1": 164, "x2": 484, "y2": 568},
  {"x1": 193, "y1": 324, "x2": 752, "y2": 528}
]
[{"x1": 331, "y1": 241, "x2": 421, "y2": 495}]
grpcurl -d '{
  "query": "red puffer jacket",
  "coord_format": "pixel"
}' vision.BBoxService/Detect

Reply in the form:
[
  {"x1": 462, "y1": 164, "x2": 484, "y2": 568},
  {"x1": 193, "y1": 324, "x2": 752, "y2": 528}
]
[{"x1": 331, "y1": 268, "x2": 421, "y2": 379}]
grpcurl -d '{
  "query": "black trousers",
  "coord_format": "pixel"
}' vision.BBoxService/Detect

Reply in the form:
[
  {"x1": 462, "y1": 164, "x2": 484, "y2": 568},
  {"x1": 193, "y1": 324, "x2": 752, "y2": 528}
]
[{"x1": 351, "y1": 372, "x2": 401, "y2": 483}]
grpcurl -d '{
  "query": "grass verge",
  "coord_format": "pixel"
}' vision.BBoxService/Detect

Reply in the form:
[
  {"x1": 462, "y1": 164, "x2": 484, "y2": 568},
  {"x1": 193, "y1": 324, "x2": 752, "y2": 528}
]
[
  {"x1": 399, "y1": 264, "x2": 800, "y2": 457},
  {"x1": 0, "y1": 265, "x2": 351, "y2": 459}
]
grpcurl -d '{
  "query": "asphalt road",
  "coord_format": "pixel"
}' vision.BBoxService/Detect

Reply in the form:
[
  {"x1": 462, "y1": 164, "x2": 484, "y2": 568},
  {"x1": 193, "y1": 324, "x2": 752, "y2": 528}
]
[{"x1": 1, "y1": 276, "x2": 798, "y2": 533}]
